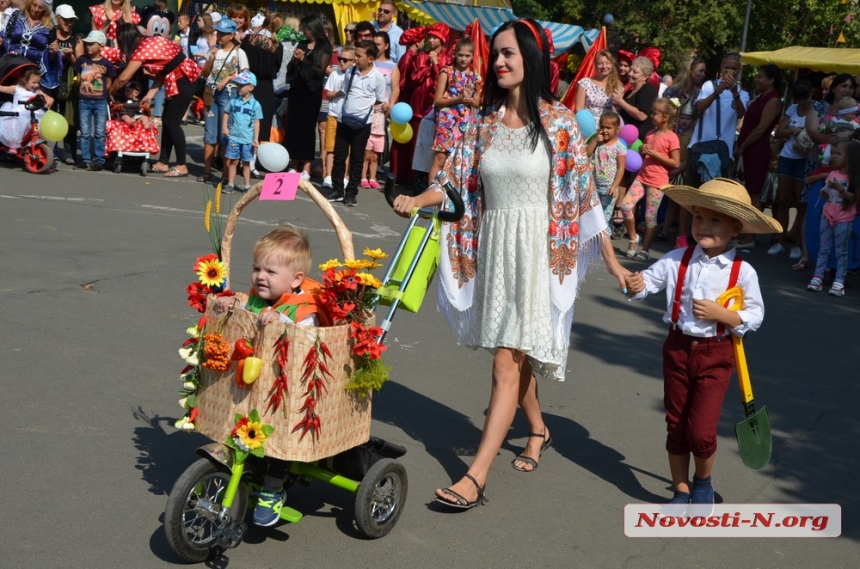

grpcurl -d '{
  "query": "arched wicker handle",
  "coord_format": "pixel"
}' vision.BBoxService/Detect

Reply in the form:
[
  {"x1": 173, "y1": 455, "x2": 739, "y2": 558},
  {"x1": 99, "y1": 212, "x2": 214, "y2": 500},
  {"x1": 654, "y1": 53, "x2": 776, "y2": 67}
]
[{"x1": 220, "y1": 179, "x2": 355, "y2": 289}]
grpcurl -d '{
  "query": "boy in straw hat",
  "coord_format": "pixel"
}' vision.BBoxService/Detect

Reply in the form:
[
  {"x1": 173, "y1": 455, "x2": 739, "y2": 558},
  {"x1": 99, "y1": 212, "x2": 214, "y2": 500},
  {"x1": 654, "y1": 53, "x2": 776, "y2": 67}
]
[{"x1": 625, "y1": 178, "x2": 781, "y2": 510}]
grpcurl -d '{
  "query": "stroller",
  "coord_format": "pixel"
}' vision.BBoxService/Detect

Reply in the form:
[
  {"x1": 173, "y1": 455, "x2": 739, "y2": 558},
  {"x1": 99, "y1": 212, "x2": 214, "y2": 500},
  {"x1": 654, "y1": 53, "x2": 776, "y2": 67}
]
[
  {"x1": 0, "y1": 55, "x2": 52, "y2": 174},
  {"x1": 105, "y1": 100, "x2": 160, "y2": 176}
]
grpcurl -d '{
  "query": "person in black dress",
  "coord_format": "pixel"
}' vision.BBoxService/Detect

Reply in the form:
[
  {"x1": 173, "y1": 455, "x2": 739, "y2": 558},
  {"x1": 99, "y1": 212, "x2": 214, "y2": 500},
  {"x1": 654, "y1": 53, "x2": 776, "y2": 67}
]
[
  {"x1": 284, "y1": 14, "x2": 331, "y2": 178},
  {"x1": 242, "y1": 13, "x2": 283, "y2": 174}
]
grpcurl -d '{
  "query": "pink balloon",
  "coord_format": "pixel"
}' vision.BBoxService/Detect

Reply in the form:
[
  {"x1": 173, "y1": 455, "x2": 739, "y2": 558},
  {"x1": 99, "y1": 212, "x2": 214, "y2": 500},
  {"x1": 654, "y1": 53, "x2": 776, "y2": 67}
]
[
  {"x1": 625, "y1": 149, "x2": 643, "y2": 172},
  {"x1": 619, "y1": 124, "x2": 639, "y2": 146}
]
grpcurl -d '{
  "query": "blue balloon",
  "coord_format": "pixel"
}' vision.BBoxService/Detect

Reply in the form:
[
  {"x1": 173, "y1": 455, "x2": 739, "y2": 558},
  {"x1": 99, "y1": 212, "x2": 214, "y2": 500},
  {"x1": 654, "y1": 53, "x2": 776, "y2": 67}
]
[
  {"x1": 603, "y1": 13, "x2": 615, "y2": 24},
  {"x1": 391, "y1": 102, "x2": 413, "y2": 125},
  {"x1": 575, "y1": 109, "x2": 597, "y2": 138}
]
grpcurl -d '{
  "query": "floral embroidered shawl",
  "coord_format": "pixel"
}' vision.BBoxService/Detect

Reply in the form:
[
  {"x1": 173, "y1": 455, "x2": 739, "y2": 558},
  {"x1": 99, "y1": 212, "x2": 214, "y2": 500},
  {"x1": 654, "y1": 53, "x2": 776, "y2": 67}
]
[{"x1": 431, "y1": 98, "x2": 607, "y2": 320}]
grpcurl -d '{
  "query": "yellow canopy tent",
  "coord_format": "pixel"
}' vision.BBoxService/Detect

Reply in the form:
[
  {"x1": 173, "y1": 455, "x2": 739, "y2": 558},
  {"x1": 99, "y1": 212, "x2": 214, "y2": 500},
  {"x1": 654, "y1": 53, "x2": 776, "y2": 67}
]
[{"x1": 741, "y1": 46, "x2": 860, "y2": 75}]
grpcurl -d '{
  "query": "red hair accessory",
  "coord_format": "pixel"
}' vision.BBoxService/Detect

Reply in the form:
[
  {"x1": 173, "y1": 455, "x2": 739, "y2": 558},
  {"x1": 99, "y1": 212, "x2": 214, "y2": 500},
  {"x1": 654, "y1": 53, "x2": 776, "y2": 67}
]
[
  {"x1": 639, "y1": 47, "x2": 661, "y2": 70},
  {"x1": 518, "y1": 19, "x2": 544, "y2": 52},
  {"x1": 617, "y1": 49, "x2": 634, "y2": 64},
  {"x1": 544, "y1": 27, "x2": 555, "y2": 54}
]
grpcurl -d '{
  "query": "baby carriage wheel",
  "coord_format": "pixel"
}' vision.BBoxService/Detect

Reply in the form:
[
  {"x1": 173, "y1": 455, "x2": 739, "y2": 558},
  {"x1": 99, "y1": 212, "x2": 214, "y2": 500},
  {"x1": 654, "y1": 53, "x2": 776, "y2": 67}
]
[
  {"x1": 354, "y1": 458, "x2": 407, "y2": 539},
  {"x1": 23, "y1": 143, "x2": 52, "y2": 174},
  {"x1": 141, "y1": 159, "x2": 148, "y2": 177},
  {"x1": 164, "y1": 457, "x2": 249, "y2": 563},
  {"x1": 113, "y1": 157, "x2": 123, "y2": 174}
]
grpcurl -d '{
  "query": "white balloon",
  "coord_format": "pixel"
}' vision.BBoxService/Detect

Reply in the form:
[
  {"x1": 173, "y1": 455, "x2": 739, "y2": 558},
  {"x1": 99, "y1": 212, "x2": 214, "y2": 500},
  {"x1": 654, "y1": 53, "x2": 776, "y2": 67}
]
[{"x1": 257, "y1": 142, "x2": 290, "y2": 172}]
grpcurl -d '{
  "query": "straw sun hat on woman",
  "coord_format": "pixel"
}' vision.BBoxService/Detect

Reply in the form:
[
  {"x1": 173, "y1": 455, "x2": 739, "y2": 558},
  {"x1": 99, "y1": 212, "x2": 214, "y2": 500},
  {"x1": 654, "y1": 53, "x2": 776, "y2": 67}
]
[{"x1": 663, "y1": 178, "x2": 783, "y2": 234}]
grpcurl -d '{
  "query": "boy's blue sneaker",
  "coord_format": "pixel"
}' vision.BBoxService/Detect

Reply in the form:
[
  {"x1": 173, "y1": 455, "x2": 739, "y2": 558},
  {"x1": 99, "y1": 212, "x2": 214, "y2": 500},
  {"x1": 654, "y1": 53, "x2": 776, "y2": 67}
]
[
  {"x1": 661, "y1": 491, "x2": 690, "y2": 516},
  {"x1": 253, "y1": 488, "x2": 285, "y2": 527},
  {"x1": 690, "y1": 476, "x2": 714, "y2": 516}
]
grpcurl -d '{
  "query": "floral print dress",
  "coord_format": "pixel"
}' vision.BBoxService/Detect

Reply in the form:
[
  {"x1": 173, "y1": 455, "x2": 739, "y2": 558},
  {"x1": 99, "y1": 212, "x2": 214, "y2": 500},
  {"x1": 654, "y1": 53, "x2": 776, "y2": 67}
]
[{"x1": 433, "y1": 67, "x2": 479, "y2": 153}]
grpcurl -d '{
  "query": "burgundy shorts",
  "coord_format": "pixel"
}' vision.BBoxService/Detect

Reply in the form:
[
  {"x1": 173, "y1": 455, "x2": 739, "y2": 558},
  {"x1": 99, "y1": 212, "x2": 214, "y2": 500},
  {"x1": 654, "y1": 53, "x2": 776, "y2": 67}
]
[{"x1": 662, "y1": 327, "x2": 734, "y2": 458}]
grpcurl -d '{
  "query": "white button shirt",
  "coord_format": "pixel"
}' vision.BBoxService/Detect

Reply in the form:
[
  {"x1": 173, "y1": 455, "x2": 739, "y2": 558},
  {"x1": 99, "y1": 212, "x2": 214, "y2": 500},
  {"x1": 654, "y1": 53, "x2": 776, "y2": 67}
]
[{"x1": 631, "y1": 246, "x2": 764, "y2": 338}]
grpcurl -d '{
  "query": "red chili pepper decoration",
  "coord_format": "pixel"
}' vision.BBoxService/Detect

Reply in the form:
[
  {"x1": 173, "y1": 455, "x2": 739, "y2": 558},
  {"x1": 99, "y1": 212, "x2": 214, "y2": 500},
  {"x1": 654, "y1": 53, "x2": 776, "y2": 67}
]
[
  {"x1": 265, "y1": 334, "x2": 291, "y2": 415},
  {"x1": 292, "y1": 338, "x2": 332, "y2": 443}
]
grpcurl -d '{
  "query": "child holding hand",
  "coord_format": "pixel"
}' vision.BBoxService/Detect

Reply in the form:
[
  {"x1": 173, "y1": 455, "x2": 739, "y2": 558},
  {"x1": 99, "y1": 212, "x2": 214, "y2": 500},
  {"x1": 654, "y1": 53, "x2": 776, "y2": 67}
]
[
  {"x1": 221, "y1": 71, "x2": 262, "y2": 194},
  {"x1": 624, "y1": 178, "x2": 781, "y2": 511},
  {"x1": 620, "y1": 97, "x2": 681, "y2": 261},
  {"x1": 586, "y1": 110, "x2": 627, "y2": 225}
]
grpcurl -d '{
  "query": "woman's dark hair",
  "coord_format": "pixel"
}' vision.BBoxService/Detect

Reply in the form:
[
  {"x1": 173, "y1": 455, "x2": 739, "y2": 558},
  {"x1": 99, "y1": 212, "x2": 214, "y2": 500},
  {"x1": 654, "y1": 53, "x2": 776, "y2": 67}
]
[
  {"x1": 839, "y1": 140, "x2": 860, "y2": 210},
  {"x1": 300, "y1": 14, "x2": 332, "y2": 74},
  {"x1": 116, "y1": 22, "x2": 142, "y2": 60},
  {"x1": 482, "y1": 18, "x2": 554, "y2": 151},
  {"x1": 825, "y1": 73, "x2": 856, "y2": 104},
  {"x1": 792, "y1": 79, "x2": 812, "y2": 102},
  {"x1": 759, "y1": 63, "x2": 782, "y2": 92},
  {"x1": 372, "y1": 31, "x2": 391, "y2": 59}
]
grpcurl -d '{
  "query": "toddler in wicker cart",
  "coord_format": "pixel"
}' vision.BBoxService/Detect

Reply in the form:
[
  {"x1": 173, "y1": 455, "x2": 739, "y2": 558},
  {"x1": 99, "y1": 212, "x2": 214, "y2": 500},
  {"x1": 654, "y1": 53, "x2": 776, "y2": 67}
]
[{"x1": 215, "y1": 226, "x2": 328, "y2": 525}]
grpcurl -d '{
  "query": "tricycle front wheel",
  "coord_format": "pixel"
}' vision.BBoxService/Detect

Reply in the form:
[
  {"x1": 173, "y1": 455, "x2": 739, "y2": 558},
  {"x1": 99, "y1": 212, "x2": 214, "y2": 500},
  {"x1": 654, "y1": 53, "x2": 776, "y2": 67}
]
[
  {"x1": 163, "y1": 457, "x2": 248, "y2": 563},
  {"x1": 354, "y1": 458, "x2": 407, "y2": 539}
]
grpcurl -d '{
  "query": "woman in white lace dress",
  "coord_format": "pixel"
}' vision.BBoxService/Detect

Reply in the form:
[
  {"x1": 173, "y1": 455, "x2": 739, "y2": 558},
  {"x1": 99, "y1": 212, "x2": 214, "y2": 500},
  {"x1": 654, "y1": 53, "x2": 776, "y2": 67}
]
[
  {"x1": 394, "y1": 19, "x2": 628, "y2": 510},
  {"x1": 574, "y1": 50, "x2": 622, "y2": 124}
]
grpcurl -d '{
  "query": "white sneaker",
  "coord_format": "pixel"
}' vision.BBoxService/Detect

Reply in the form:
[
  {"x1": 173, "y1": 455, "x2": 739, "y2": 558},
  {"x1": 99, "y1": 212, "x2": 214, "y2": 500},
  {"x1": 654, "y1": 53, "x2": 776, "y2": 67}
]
[
  {"x1": 767, "y1": 243, "x2": 785, "y2": 256},
  {"x1": 322, "y1": 176, "x2": 332, "y2": 188},
  {"x1": 300, "y1": 171, "x2": 310, "y2": 181},
  {"x1": 789, "y1": 246, "x2": 802, "y2": 260}
]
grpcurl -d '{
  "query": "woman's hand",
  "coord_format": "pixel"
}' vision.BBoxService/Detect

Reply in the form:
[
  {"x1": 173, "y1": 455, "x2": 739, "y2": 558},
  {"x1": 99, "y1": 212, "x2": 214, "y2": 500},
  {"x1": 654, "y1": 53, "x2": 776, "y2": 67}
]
[
  {"x1": 429, "y1": 51, "x2": 439, "y2": 66},
  {"x1": 625, "y1": 271, "x2": 645, "y2": 296},
  {"x1": 610, "y1": 90, "x2": 625, "y2": 106},
  {"x1": 293, "y1": 47, "x2": 305, "y2": 62},
  {"x1": 49, "y1": 40, "x2": 60, "y2": 54},
  {"x1": 393, "y1": 194, "x2": 420, "y2": 218}
]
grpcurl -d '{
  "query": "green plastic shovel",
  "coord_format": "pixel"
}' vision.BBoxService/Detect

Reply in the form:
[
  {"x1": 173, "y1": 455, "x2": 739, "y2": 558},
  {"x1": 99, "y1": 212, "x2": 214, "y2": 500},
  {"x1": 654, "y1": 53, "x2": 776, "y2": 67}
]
[{"x1": 717, "y1": 288, "x2": 772, "y2": 470}]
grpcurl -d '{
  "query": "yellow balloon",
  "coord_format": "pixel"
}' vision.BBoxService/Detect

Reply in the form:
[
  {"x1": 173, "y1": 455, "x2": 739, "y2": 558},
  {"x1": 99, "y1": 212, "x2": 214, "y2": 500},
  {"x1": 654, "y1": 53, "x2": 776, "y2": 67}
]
[
  {"x1": 40, "y1": 110, "x2": 69, "y2": 142},
  {"x1": 391, "y1": 122, "x2": 413, "y2": 144}
]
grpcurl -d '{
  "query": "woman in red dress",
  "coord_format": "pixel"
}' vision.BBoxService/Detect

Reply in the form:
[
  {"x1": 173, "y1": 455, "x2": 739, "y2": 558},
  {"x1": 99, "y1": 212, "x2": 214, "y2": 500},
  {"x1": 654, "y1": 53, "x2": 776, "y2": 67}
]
[
  {"x1": 735, "y1": 64, "x2": 782, "y2": 245},
  {"x1": 111, "y1": 23, "x2": 201, "y2": 177},
  {"x1": 89, "y1": 0, "x2": 139, "y2": 47}
]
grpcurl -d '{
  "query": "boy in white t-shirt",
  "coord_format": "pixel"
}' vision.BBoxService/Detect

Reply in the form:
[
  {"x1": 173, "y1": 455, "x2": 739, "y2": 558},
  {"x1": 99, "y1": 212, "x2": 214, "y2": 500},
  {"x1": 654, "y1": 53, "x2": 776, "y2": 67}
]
[
  {"x1": 321, "y1": 46, "x2": 354, "y2": 189},
  {"x1": 322, "y1": 40, "x2": 388, "y2": 207}
]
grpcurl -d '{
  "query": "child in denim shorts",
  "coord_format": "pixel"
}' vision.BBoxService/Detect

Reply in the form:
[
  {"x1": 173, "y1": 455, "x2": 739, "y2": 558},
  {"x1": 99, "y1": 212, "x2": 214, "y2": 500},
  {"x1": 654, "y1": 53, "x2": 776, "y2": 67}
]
[{"x1": 222, "y1": 71, "x2": 263, "y2": 193}]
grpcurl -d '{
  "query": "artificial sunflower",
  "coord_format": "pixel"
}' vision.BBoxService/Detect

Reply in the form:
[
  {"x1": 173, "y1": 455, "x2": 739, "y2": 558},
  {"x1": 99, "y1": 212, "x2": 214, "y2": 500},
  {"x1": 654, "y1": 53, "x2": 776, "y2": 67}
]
[
  {"x1": 197, "y1": 258, "x2": 227, "y2": 287},
  {"x1": 319, "y1": 259, "x2": 343, "y2": 271},
  {"x1": 363, "y1": 248, "x2": 388, "y2": 260},
  {"x1": 234, "y1": 419, "x2": 267, "y2": 451}
]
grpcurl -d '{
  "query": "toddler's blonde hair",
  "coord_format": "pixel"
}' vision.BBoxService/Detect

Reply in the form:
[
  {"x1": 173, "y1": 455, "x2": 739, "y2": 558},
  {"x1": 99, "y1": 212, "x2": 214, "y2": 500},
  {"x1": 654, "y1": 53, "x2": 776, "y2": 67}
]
[{"x1": 253, "y1": 227, "x2": 312, "y2": 274}]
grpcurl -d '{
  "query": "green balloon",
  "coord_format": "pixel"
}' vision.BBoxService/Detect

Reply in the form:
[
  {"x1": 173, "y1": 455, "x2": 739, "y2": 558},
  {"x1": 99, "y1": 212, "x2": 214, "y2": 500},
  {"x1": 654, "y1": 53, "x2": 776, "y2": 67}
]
[{"x1": 631, "y1": 139, "x2": 643, "y2": 152}]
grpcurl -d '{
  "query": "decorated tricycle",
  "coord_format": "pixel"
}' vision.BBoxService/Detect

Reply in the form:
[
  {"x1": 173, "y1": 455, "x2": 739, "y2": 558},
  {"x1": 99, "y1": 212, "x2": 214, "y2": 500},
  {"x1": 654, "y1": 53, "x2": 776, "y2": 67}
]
[{"x1": 163, "y1": 178, "x2": 463, "y2": 563}]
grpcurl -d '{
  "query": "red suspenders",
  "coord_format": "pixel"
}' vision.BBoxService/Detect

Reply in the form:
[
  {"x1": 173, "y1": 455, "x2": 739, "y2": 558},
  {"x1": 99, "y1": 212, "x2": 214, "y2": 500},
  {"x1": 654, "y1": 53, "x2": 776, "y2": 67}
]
[{"x1": 672, "y1": 246, "x2": 743, "y2": 336}]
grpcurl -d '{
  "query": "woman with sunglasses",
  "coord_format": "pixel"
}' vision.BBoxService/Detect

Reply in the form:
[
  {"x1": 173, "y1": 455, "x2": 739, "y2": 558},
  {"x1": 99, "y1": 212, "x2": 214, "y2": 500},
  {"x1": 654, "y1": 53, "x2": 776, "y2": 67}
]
[{"x1": 343, "y1": 23, "x2": 356, "y2": 47}]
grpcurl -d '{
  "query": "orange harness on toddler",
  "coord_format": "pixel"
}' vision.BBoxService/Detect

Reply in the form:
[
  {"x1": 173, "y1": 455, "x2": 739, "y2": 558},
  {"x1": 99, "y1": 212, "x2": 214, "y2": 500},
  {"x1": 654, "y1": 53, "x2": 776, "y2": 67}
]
[{"x1": 246, "y1": 278, "x2": 331, "y2": 326}]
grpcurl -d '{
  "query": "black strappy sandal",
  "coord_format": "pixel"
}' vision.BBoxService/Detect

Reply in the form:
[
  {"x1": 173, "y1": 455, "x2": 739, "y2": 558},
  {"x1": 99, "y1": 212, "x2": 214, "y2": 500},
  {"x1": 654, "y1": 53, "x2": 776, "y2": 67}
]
[
  {"x1": 435, "y1": 473, "x2": 488, "y2": 510},
  {"x1": 512, "y1": 429, "x2": 553, "y2": 472}
]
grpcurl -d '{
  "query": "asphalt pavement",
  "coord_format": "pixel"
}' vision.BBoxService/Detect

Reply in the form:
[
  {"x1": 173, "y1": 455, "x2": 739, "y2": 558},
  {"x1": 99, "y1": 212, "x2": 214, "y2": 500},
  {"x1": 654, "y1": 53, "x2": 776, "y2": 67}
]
[{"x1": 1, "y1": 133, "x2": 858, "y2": 568}]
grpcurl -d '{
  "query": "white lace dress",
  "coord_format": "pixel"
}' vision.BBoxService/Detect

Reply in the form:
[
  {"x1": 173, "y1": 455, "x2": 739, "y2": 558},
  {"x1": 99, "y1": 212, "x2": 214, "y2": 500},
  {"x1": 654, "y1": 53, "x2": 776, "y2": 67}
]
[{"x1": 464, "y1": 123, "x2": 565, "y2": 380}]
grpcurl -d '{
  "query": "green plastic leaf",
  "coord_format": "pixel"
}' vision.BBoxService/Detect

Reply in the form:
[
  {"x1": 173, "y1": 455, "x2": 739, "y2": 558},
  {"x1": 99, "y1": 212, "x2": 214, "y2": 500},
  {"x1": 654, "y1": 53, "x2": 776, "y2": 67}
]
[
  {"x1": 250, "y1": 447, "x2": 266, "y2": 458},
  {"x1": 262, "y1": 425, "x2": 275, "y2": 436},
  {"x1": 234, "y1": 413, "x2": 243, "y2": 424},
  {"x1": 187, "y1": 394, "x2": 198, "y2": 408},
  {"x1": 249, "y1": 409, "x2": 261, "y2": 423}
]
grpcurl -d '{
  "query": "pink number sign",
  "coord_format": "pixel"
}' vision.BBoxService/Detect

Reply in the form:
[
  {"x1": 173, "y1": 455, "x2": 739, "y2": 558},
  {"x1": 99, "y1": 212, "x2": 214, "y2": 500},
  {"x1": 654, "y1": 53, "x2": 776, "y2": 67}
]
[{"x1": 259, "y1": 172, "x2": 300, "y2": 201}]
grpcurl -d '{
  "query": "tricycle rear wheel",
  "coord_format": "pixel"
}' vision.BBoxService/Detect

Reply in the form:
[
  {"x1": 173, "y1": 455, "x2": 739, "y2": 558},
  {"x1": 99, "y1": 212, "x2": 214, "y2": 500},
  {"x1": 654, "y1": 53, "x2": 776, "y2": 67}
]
[
  {"x1": 23, "y1": 143, "x2": 52, "y2": 174},
  {"x1": 163, "y1": 457, "x2": 248, "y2": 563},
  {"x1": 354, "y1": 458, "x2": 407, "y2": 539}
]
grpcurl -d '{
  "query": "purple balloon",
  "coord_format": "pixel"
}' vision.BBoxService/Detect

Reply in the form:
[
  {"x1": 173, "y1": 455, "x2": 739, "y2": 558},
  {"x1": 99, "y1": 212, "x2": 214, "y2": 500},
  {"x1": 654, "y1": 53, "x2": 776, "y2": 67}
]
[
  {"x1": 619, "y1": 124, "x2": 639, "y2": 146},
  {"x1": 625, "y1": 149, "x2": 643, "y2": 172}
]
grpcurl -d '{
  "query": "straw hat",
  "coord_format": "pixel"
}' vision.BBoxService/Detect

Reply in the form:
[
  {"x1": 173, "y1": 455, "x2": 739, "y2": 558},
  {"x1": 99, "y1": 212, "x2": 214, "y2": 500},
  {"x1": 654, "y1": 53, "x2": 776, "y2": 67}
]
[{"x1": 663, "y1": 178, "x2": 783, "y2": 234}]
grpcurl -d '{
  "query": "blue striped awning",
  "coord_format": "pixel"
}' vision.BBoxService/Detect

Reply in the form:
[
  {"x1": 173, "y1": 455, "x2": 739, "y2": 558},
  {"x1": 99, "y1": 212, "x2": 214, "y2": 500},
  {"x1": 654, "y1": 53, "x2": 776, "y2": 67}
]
[{"x1": 400, "y1": 1, "x2": 599, "y2": 52}]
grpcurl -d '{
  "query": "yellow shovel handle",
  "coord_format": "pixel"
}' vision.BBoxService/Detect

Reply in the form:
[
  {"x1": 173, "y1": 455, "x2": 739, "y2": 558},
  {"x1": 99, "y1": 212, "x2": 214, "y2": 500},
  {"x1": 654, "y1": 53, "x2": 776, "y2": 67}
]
[{"x1": 715, "y1": 287, "x2": 754, "y2": 406}]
